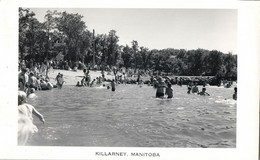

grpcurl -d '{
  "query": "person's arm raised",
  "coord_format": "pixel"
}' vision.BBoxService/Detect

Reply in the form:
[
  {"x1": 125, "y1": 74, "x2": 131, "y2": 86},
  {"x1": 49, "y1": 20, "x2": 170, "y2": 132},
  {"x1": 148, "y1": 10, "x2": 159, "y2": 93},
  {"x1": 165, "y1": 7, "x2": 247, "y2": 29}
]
[{"x1": 32, "y1": 108, "x2": 45, "y2": 124}]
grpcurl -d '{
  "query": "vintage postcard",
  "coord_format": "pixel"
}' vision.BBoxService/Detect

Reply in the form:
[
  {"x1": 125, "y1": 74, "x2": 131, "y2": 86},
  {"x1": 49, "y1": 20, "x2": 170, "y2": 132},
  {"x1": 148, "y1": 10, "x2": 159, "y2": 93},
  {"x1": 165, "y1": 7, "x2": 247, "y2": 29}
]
[{"x1": 0, "y1": 0, "x2": 259, "y2": 160}]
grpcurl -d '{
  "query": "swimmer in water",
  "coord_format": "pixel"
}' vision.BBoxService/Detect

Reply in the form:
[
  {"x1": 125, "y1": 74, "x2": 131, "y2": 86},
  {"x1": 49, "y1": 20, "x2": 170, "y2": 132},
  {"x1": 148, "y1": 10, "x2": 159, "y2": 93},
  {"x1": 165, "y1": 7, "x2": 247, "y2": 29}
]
[
  {"x1": 18, "y1": 91, "x2": 45, "y2": 145},
  {"x1": 198, "y1": 88, "x2": 210, "y2": 96}
]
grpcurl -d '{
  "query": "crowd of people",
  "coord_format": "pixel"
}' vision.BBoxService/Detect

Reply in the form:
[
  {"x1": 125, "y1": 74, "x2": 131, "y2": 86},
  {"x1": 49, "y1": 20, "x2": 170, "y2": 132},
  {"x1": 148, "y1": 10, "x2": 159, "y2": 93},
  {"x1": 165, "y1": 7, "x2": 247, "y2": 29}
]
[
  {"x1": 18, "y1": 61, "x2": 67, "y2": 145},
  {"x1": 17, "y1": 60, "x2": 237, "y2": 145},
  {"x1": 73, "y1": 66, "x2": 237, "y2": 100}
]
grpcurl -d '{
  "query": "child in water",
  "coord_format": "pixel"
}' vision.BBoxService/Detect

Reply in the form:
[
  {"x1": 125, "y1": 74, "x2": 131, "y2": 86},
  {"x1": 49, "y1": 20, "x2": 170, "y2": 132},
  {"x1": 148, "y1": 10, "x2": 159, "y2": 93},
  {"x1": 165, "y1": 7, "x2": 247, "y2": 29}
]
[
  {"x1": 18, "y1": 91, "x2": 45, "y2": 145},
  {"x1": 165, "y1": 83, "x2": 173, "y2": 98}
]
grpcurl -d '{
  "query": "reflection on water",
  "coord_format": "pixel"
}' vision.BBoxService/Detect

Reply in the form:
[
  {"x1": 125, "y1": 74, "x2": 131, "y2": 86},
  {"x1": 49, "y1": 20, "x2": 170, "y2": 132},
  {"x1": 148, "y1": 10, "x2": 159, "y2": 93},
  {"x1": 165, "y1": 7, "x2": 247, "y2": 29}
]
[{"x1": 27, "y1": 85, "x2": 236, "y2": 147}]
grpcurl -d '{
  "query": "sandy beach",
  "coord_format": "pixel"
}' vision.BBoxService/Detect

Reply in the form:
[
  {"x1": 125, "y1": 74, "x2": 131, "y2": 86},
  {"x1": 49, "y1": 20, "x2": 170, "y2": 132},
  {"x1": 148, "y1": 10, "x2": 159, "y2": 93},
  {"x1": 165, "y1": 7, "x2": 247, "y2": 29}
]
[{"x1": 48, "y1": 69, "x2": 115, "y2": 86}]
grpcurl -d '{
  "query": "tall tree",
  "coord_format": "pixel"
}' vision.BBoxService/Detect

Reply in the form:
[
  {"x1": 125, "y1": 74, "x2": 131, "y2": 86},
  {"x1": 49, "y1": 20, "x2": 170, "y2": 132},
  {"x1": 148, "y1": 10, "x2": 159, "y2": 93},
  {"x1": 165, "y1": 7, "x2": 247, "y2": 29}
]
[
  {"x1": 55, "y1": 11, "x2": 87, "y2": 62},
  {"x1": 107, "y1": 30, "x2": 119, "y2": 66},
  {"x1": 140, "y1": 47, "x2": 152, "y2": 71},
  {"x1": 131, "y1": 40, "x2": 140, "y2": 71},
  {"x1": 19, "y1": 8, "x2": 36, "y2": 60}
]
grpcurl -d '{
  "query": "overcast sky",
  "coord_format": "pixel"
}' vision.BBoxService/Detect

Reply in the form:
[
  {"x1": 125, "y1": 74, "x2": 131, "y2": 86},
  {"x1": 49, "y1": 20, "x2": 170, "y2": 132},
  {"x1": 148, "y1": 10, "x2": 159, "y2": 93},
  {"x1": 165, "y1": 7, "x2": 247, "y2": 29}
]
[{"x1": 30, "y1": 8, "x2": 237, "y2": 54}]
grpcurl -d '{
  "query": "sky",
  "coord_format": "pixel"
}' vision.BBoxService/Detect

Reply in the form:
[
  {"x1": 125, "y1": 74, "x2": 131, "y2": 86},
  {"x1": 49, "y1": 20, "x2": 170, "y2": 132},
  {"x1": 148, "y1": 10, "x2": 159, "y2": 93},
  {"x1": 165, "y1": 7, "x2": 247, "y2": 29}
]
[{"x1": 29, "y1": 8, "x2": 237, "y2": 54}]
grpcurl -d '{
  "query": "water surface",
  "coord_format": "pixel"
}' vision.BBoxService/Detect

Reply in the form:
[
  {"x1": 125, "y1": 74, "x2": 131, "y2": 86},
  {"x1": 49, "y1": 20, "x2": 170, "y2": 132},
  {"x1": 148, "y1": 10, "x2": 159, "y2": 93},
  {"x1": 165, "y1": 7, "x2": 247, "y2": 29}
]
[{"x1": 27, "y1": 84, "x2": 236, "y2": 147}]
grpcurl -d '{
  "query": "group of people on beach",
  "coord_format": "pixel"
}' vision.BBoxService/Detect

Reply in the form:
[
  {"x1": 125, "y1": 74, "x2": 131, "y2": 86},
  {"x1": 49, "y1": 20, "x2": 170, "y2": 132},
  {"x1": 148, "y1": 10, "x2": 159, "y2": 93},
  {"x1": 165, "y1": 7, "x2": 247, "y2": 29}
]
[
  {"x1": 17, "y1": 61, "x2": 237, "y2": 145},
  {"x1": 18, "y1": 63, "x2": 68, "y2": 145}
]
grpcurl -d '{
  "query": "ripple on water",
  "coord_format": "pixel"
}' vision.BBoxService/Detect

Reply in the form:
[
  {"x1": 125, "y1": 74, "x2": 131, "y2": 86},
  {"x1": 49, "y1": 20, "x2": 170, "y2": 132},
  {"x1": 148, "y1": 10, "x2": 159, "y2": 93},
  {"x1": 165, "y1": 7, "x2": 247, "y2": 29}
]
[{"x1": 28, "y1": 85, "x2": 236, "y2": 147}]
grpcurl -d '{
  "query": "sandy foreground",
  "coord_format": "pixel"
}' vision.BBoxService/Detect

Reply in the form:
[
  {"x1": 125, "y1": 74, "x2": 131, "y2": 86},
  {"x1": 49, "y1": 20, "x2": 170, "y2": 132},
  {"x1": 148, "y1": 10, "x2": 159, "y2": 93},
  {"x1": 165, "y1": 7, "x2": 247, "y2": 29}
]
[{"x1": 48, "y1": 69, "x2": 115, "y2": 86}]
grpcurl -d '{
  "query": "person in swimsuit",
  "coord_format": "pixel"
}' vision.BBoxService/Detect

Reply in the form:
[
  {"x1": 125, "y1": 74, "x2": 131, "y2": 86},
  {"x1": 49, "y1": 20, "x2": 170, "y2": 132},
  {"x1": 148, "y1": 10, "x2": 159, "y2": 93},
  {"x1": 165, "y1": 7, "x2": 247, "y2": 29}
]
[
  {"x1": 198, "y1": 88, "x2": 210, "y2": 96},
  {"x1": 192, "y1": 83, "x2": 199, "y2": 94},
  {"x1": 165, "y1": 83, "x2": 173, "y2": 98},
  {"x1": 18, "y1": 67, "x2": 29, "y2": 91},
  {"x1": 233, "y1": 87, "x2": 237, "y2": 100},
  {"x1": 156, "y1": 77, "x2": 166, "y2": 98},
  {"x1": 18, "y1": 91, "x2": 45, "y2": 145},
  {"x1": 57, "y1": 74, "x2": 65, "y2": 89},
  {"x1": 111, "y1": 79, "x2": 116, "y2": 91}
]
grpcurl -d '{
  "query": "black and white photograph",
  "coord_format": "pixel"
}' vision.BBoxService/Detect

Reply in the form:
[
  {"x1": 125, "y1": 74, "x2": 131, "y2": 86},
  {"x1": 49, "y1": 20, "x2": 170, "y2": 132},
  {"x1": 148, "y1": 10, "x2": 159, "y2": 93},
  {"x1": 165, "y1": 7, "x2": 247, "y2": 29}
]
[
  {"x1": 17, "y1": 7, "x2": 238, "y2": 147},
  {"x1": 0, "y1": 0, "x2": 259, "y2": 160}
]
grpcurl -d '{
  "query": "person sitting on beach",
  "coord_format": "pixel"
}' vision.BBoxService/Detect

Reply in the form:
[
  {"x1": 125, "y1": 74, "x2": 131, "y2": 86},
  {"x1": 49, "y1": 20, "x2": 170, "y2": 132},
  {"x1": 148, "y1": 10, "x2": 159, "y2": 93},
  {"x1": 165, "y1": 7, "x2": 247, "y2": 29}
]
[
  {"x1": 57, "y1": 74, "x2": 65, "y2": 89},
  {"x1": 233, "y1": 87, "x2": 237, "y2": 100},
  {"x1": 156, "y1": 77, "x2": 166, "y2": 98},
  {"x1": 165, "y1": 83, "x2": 173, "y2": 98},
  {"x1": 192, "y1": 83, "x2": 199, "y2": 94},
  {"x1": 28, "y1": 72, "x2": 38, "y2": 90},
  {"x1": 198, "y1": 88, "x2": 210, "y2": 96},
  {"x1": 40, "y1": 79, "x2": 48, "y2": 90},
  {"x1": 18, "y1": 91, "x2": 45, "y2": 145},
  {"x1": 111, "y1": 79, "x2": 116, "y2": 91},
  {"x1": 46, "y1": 79, "x2": 53, "y2": 90}
]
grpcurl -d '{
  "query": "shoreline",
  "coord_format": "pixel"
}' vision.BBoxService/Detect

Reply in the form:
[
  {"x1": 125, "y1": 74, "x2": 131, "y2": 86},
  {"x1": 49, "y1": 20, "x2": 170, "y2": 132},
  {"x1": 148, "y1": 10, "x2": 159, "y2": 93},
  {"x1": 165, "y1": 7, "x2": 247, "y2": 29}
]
[{"x1": 48, "y1": 69, "x2": 115, "y2": 86}]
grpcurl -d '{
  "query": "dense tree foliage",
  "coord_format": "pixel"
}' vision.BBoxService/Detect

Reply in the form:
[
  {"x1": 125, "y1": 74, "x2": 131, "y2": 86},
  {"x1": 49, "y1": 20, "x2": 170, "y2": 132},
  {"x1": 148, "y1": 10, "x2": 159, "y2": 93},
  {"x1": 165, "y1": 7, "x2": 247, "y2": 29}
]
[{"x1": 19, "y1": 8, "x2": 237, "y2": 79}]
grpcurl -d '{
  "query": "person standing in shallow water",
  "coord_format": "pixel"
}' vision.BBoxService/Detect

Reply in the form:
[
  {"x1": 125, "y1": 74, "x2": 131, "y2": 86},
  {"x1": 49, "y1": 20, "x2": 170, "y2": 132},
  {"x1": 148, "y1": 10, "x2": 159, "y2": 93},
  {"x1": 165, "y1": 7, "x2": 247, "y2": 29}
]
[
  {"x1": 156, "y1": 77, "x2": 166, "y2": 98},
  {"x1": 233, "y1": 87, "x2": 237, "y2": 100},
  {"x1": 165, "y1": 83, "x2": 173, "y2": 98},
  {"x1": 18, "y1": 91, "x2": 45, "y2": 145},
  {"x1": 111, "y1": 79, "x2": 116, "y2": 91},
  {"x1": 57, "y1": 74, "x2": 64, "y2": 89}
]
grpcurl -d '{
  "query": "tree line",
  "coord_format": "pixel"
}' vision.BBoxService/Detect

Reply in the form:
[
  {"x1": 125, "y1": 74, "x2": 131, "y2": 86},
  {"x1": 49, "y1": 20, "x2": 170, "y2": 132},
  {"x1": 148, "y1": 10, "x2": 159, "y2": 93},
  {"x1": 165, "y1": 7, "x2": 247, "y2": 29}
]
[{"x1": 19, "y1": 8, "x2": 237, "y2": 79}]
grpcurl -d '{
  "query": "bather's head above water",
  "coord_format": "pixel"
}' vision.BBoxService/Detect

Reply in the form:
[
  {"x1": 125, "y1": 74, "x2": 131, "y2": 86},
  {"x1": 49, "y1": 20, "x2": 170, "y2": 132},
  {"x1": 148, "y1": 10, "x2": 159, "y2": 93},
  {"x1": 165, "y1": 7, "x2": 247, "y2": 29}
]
[{"x1": 18, "y1": 91, "x2": 27, "y2": 105}]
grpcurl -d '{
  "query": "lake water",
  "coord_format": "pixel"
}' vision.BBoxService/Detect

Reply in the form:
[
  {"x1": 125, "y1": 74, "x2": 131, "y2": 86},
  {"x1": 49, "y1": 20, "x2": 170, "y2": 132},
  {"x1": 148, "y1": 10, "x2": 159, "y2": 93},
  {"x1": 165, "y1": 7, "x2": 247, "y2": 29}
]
[{"x1": 26, "y1": 84, "x2": 236, "y2": 148}]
